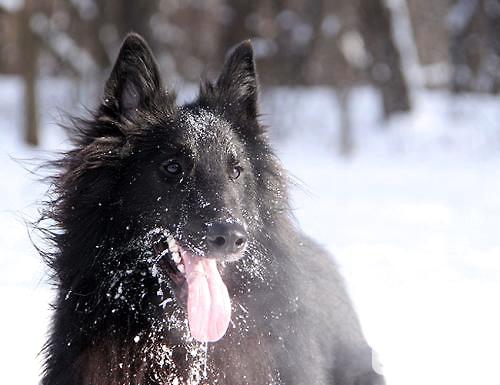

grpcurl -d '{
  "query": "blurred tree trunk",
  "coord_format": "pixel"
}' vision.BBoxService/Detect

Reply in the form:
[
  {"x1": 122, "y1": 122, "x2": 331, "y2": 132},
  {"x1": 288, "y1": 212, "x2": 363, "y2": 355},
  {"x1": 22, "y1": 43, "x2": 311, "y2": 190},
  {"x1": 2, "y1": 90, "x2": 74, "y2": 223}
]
[
  {"x1": 19, "y1": 0, "x2": 38, "y2": 146},
  {"x1": 357, "y1": 0, "x2": 411, "y2": 118},
  {"x1": 449, "y1": 0, "x2": 500, "y2": 93},
  {"x1": 449, "y1": 0, "x2": 480, "y2": 92},
  {"x1": 65, "y1": 1, "x2": 110, "y2": 70},
  {"x1": 338, "y1": 88, "x2": 353, "y2": 156},
  {"x1": 486, "y1": 0, "x2": 500, "y2": 93},
  {"x1": 406, "y1": 0, "x2": 450, "y2": 67},
  {"x1": 111, "y1": 1, "x2": 157, "y2": 50},
  {"x1": 220, "y1": 0, "x2": 254, "y2": 48}
]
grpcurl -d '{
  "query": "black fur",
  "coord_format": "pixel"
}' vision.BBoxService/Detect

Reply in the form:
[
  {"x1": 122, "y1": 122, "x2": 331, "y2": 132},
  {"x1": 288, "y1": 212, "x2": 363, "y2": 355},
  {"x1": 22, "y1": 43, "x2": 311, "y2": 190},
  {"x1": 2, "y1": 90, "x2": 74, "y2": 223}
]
[{"x1": 39, "y1": 33, "x2": 385, "y2": 385}]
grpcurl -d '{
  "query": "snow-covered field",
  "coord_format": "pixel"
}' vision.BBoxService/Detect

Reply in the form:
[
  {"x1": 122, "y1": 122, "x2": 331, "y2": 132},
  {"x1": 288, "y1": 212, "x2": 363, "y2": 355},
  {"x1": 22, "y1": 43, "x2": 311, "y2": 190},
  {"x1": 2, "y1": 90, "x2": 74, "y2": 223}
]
[{"x1": 1, "y1": 77, "x2": 499, "y2": 384}]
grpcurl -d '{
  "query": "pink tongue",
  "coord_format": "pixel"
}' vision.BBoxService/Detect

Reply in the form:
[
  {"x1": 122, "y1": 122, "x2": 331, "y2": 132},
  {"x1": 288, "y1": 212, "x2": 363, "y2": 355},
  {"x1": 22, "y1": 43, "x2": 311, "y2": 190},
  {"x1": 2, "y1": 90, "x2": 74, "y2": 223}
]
[{"x1": 181, "y1": 250, "x2": 231, "y2": 342}]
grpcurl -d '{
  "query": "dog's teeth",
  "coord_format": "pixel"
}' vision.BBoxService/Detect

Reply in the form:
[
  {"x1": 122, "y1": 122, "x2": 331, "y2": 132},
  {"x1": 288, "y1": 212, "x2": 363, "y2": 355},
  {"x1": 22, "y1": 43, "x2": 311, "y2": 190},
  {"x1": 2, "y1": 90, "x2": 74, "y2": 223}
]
[
  {"x1": 167, "y1": 238, "x2": 176, "y2": 250},
  {"x1": 177, "y1": 263, "x2": 185, "y2": 273},
  {"x1": 172, "y1": 251, "x2": 181, "y2": 264}
]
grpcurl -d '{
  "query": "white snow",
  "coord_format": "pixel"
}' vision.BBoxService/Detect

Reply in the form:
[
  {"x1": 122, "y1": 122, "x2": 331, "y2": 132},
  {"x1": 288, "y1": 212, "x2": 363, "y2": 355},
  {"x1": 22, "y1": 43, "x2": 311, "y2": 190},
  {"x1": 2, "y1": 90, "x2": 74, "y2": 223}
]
[{"x1": 1, "y1": 77, "x2": 499, "y2": 384}]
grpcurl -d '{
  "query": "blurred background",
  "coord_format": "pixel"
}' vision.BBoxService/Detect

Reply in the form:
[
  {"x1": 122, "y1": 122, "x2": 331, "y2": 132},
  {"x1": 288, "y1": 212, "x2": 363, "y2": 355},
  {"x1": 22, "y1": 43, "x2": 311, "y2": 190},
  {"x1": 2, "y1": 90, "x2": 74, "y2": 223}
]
[{"x1": 0, "y1": 0, "x2": 499, "y2": 384}]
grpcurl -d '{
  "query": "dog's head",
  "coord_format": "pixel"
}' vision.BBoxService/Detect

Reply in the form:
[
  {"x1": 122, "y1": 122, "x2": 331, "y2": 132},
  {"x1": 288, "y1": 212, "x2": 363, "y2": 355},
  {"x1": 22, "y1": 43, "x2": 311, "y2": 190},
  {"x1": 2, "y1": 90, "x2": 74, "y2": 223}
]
[{"x1": 53, "y1": 34, "x2": 289, "y2": 343}]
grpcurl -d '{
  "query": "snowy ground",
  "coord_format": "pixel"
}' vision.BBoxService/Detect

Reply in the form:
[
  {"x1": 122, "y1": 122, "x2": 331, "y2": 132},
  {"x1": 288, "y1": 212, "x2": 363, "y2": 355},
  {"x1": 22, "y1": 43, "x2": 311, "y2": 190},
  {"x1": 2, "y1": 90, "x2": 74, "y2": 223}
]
[{"x1": 1, "y1": 77, "x2": 499, "y2": 384}]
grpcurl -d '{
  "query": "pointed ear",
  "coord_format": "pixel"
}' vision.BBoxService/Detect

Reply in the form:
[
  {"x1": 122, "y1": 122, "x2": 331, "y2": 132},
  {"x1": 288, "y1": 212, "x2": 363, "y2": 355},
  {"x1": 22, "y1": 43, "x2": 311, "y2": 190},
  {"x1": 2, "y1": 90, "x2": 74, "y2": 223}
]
[
  {"x1": 215, "y1": 40, "x2": 259, "y2": 120},
  {"x1": 102, "y1": 33, "x2": 163, "y2": 120}
]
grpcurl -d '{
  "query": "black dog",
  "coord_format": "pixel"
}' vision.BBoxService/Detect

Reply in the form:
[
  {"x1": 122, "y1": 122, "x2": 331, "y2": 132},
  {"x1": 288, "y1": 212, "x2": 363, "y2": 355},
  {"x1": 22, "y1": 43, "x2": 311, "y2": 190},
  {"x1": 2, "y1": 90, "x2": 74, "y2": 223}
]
[{"x1": 39, "y1": 33, "x2": 385, "y2": 385}]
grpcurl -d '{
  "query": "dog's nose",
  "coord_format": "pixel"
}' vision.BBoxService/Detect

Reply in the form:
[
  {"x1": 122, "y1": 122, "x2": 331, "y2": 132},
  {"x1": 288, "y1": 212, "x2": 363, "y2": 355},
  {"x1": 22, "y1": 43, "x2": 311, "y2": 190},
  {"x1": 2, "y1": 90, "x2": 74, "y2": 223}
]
[{"x1": 207, "y1": 222, "x2": 247, "y2": 256}]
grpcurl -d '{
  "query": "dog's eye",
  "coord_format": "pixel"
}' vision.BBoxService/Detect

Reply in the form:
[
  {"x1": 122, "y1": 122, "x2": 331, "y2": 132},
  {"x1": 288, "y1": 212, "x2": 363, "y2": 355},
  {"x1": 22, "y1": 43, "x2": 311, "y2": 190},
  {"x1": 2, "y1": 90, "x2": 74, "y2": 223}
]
[
  {"x1": 230, "y1": 165, "x2": 243, "y2": 180},
  {"x1": 160, "y1": 159, "x2": 183, "y2": 177}
]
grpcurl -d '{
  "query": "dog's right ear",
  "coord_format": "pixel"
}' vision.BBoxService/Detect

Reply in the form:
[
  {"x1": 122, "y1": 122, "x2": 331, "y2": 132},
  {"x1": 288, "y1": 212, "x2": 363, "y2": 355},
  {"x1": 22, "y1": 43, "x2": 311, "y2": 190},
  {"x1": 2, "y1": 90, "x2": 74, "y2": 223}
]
[{"x1": 101, "y1": 33, "x2": 166, "y2": 122}]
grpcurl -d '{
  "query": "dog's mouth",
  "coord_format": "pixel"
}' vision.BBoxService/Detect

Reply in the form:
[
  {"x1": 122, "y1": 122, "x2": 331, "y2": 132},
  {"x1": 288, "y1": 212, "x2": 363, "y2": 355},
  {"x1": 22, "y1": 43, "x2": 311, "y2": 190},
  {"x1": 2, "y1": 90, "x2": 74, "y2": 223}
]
[{"x1": 153, "y1": 233, "x2": 232, "y2": 343}]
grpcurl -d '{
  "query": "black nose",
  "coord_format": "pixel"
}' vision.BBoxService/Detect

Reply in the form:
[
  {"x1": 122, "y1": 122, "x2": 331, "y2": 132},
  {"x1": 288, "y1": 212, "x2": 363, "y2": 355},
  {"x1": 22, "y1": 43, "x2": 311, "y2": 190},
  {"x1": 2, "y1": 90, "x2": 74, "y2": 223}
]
[{"x1": 207, "y1": 222, "x2": 247, "y2": 256}]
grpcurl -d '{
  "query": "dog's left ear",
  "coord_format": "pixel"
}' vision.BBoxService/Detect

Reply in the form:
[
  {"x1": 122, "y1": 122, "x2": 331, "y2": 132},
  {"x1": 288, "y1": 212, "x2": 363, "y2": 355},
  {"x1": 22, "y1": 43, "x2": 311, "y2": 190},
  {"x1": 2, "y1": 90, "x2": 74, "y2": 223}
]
[
  {"x1": 218, "y1": 40, "x2": 258, "y2": 120},
  {"x1": 202, "y1": 40, "x2": 259, "y2": 122},
  {"x1": 102, "y1": 33, "x2": 165, "y2": 121}
]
